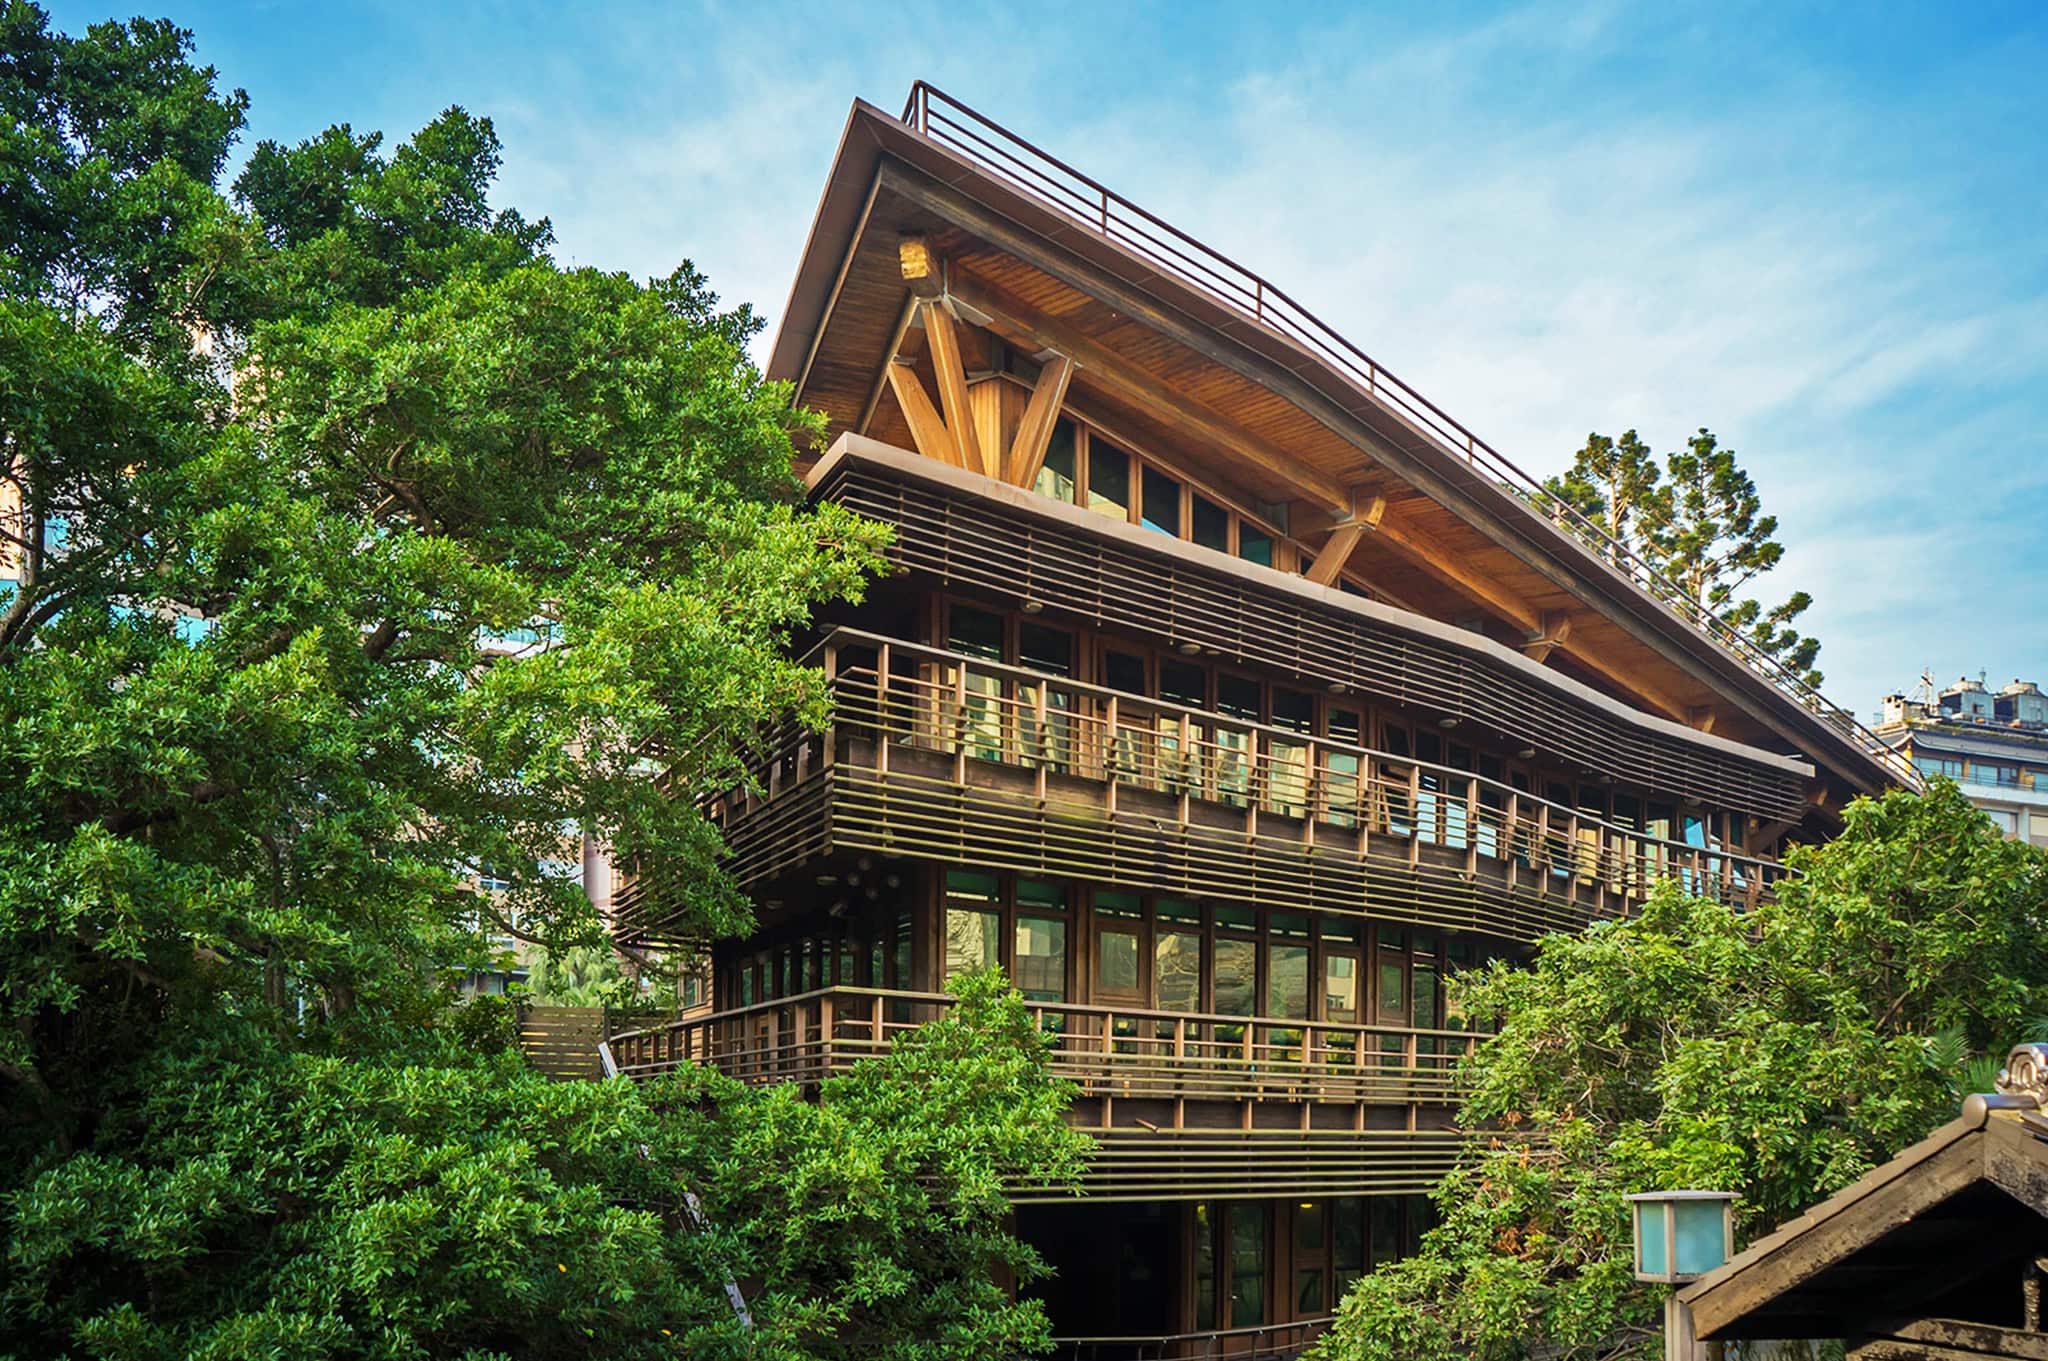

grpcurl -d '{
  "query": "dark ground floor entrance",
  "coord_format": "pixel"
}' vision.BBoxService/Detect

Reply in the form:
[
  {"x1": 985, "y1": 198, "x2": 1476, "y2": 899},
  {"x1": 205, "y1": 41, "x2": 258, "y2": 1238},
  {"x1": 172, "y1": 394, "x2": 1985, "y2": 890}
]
[{"x1": 1017, "y1": 1194, "x2": 1435, "y2": 1357}]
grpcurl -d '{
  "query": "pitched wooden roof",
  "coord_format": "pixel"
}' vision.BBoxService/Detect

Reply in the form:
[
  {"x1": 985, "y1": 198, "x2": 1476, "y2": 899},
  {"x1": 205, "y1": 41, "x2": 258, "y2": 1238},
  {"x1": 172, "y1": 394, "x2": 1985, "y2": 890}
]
[
  {"x1": 1680, "y1": 1104, "x2": 2048, "y2": 1344},
  {"x1": 765, "y1": 88, "x2": 1914, "y2": 801}
]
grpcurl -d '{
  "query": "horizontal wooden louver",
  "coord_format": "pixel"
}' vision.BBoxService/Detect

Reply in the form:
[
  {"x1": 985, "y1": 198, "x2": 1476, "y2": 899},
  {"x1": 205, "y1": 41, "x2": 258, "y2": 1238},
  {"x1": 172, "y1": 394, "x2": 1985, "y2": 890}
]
[{"x1": 819, "y1": 464, "x2": 1809, "y2": 822}]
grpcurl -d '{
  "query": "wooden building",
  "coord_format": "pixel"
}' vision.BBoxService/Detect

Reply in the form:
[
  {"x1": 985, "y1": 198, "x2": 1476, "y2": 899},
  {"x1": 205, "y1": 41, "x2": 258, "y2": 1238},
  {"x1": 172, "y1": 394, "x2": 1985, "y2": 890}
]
[{"x1": 605, "y1": 86, "x2": 1916, "y2": 1358}]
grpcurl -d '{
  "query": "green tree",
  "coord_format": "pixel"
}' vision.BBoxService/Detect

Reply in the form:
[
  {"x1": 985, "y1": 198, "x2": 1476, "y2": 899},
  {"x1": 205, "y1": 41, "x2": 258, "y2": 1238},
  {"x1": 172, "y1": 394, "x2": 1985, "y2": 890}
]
[
  {"x1": 1, "y1": 8, "x2": 1083, "y2": 1357},
  {"x1": 1313, "y1": 782, "x2": 2048, "y2": 1361},
  {"x1": 3, "y1": 970, "x2": 1089, "y2": 1360},
  {"x1": 1543, "y1": 428, "x2": 1822, "y2": 687}
]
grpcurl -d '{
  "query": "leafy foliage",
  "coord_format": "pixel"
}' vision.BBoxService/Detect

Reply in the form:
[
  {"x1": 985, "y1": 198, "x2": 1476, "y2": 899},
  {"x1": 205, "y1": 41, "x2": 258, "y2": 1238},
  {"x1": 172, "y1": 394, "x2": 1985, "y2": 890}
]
[
  {"x1": 1313, "y1": 783, "x2": 2048, "y2": 1361},
  {"x1": 1542, "y1": 427, "x2": 1821, "y2": 686},
  {"x1": 0, "y1": 7, "x2": 1083, "y2": 1357},
  {"x1": 3, "y1": 972, "x2": 1088, "y2": 1361}
]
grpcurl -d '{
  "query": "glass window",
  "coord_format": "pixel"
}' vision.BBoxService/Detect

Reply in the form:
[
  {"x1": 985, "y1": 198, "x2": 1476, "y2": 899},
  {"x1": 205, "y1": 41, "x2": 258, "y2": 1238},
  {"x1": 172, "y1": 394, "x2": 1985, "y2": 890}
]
[
  {"x1": 1324, "y1": 955, "x2": 1359, "y2": 1023},
  {"x1": 2030, "y1": 812, "x2": 2048, "y2": 847},
  {"x1": 1333, "y1": 1197, "x2": 1366, "y2": 1294},
  {"x1": 1269, "y1": 943, "x2": 1309, "y2": 1020},
  {"x1": 1238, "y1": 525, "x2": 1274, "y2": 568},
  {"x1": 1271, "y1": 911, "x2": 1310, "y2": 938},
  {"x1": 1272, "y1": 689, "x2": 1314, "y2": 734},
  {"x1": 1014, "y1": 917, "x2": 1066, "y2": 1001},
  {"x1": 1295, "y1": 1201, "x2": 1326, "y2": 1315},
  {"x1": 1017, "y1": 878, "x2": 1066, "y2": 909},
  {"x1": 1215, "y1": 938, "x2": 1258, "y2": 1017},
  {"x1": 1217, "y1": 673, "x2": 1260, "y2": 719},
  {"x1": 1095, "y1": 889, "x2": 1142, "y2": 918},
  {"x1": 1141, "y1": 465, "x2": 1182, "y2": 537},
  {"x1": 1369, "y1": 1199, "x2": 1400, "y2": 1267},
  {"x1": 1097, "y1": 927, "x2": 1140, "y2": 992},
  {"x1": 1216, "y1": 905, "x2": 1258, "y2": 932},
  {"x1": 1195, "y1": 1204, "x2": 1217, "y2": 1330},
  {"x1": 945, "y1": 908, "x2": 1000, "y2": 980},
  {"x1": 1104, "y1": 650, "x2": 1146, "y2": 695},
  {"x1": 1192, "y1": 493, "x2": 1230, "y2": 551},
  {"x1": 1018, "y1": 622, "x2": 1072, "y2": 676},
  {"x1": 1160, "y1": 660, "x2": 1206, "y2": 707},
  {"x1": 945, "y1": 869, "x2": 1000, "y2": 901},
  {"x1": 1155, "y1": 929, "x2": 1202, "y2": 1012},
  {"x1": 1230, "y1": 1206, "x2": 1265, "y2": 1326},
  {"x1": 946, "y1": 605, "x2": 1004, "y2": 661},
  {"x1": 1035, "y1": 419, "x2": 1077, "y2": 503},
  {"x1": 1087, "y1": 441, "x2": 1130, "y2": 520}
]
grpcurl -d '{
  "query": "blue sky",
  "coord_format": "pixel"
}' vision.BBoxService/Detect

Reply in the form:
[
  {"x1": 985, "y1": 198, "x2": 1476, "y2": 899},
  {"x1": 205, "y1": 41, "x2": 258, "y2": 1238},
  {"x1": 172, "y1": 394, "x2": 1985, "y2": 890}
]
[{"x1": 53, "y1": 1, "x2": 2048, "y2": 719}]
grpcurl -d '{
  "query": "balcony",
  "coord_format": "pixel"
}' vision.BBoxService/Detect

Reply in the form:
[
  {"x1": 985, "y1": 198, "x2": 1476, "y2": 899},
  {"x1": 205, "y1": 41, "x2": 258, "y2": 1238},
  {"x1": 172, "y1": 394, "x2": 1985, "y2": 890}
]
[
  {"x1": 611, "y1": 628, "x2": 1790, "y2": 945},
  {"x1": 606, "y1": 985, "x2": 1477, "y2": 1200},
  {"x1": 606, "y1": 984, "x2": 1472, "y2": 1107}
]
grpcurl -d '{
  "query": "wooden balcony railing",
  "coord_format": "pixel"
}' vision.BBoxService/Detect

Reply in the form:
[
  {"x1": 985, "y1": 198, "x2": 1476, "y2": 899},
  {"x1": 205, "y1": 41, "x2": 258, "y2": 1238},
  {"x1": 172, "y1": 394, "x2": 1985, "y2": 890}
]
[
  {"x1": 607, "y1": 985, "x2": 1475, "y2": 1109},
  {"x1": 1051, "y1": 1316, "x2": 1331, "y2": 1361},
  {"x1": 898, "y1": 81, "x2": 1918, "y2": 793},
  {"x1": 709, "y1": 629, "x2": 1789, "y2": 917}
]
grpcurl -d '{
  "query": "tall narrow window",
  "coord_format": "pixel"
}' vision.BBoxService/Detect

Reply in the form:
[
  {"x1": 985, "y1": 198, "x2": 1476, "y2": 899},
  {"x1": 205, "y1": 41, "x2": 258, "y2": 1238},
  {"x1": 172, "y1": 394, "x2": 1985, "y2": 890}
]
[
  {"x1": 1087, "y1": 440, "x2": 1130, "y2": 521},
  {"x1": 1191, "y1": 493, "x2": 1230, "y2": 552},
  {"x1": 1238, "y1": 524, "x2": 1274, "y2": 568},
  {"x1": 1154, "y1": 899, "x2": 1203, "y2": 1014},
  {"x1": 1230, "y1": 1205, "x2": 1266, "y2": 1326},
  {"x1": 1141, "y1": 465, "x2": 1182, "y2": 537},
  {"x1": 1194, "y1": 1204, "x2": 1218, "y2": 1330},
  {"x1": 1014, "y1": 916, "x2": 1066, "y2": 1002},
  {"x1": 1295, "y1": 1201, "x2": 1327, "y2": 1315},
  {"x1": 1035, "y1": 418, "x2": 1078, "y2": 503},
  {"x1": 943, "y1": 870, "x2": 1001, "y2": 983}
]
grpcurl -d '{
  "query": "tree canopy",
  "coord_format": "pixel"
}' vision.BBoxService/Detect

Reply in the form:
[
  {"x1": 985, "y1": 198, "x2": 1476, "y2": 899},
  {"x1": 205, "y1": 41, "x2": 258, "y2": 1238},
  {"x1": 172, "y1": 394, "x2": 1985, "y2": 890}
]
[
  {"x1": 0, "y1": 8, "x2": 1084, "y2": 1357},
  {"x1": 1313, "y1": 782, "x2": 2048, "y2": 1361},
  {"x1": 1544, "y1": 427, "x2": 1822, "y2": 686}
]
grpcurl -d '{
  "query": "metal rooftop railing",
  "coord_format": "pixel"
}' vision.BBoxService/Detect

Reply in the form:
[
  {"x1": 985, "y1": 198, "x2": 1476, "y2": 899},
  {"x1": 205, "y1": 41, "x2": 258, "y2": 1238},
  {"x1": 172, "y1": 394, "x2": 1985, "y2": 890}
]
[{"x1": 898, "y1": 81, "x2": 1918, "y2": 792}]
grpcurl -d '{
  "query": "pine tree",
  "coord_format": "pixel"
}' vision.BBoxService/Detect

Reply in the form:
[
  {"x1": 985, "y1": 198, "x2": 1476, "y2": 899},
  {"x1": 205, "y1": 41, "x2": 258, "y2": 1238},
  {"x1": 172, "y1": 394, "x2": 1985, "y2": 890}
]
[{"x1": 1543, "y1": 427, "x2": 1822, "y2": 687}]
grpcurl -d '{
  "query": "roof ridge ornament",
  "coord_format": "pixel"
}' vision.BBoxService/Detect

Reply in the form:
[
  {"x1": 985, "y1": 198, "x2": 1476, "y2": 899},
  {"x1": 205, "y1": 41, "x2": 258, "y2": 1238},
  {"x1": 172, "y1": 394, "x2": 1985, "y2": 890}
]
[{"x1": 1960, "y1": 1042, "x2": 2048, "y2": 1126}]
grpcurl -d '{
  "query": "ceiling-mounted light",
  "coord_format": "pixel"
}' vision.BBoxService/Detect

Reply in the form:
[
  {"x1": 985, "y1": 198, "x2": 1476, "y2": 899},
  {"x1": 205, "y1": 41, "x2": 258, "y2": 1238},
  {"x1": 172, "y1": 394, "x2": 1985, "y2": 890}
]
[
  {"x1": 1328, "y1": 681, "x2": 1350, "y2": 695},
  {"x1": 1020, "y1": 599, "x2": 1044, "y2": 614},
  {"x1": 1177, "y1": 642, "x2": 1201, "y2": 655},
  {"x1": 1438, "y1": 716, "x2": 1461, "y2": 730},
  {"x1": 1516, "y1": 747, "x2": 1537, "y2": 760}
]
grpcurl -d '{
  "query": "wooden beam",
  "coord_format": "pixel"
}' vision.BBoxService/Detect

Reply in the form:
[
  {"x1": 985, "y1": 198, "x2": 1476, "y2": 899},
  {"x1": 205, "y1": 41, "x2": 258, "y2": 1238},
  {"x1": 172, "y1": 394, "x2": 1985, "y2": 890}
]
[
  {"x1": 1521, "y1": 611, "x2": 1573, "y2": 665},
  {"x1": 921, "y1": 301, "x2": 989, "y2": 477},
  {"x1": 883, "y1": 359, "x2": 960, "y2": 468},
  {"x1": 1370, "y1": 512, "x2": 1689, "y2": 721},
  {"x1": 1304, "y1": 500, "x2": 1381, "y2": 588},
  {"x1": 1305, "y1": 521, "x2": 1366, "y2": 587},
  {"x1": 1372, "y1": 511, "x2": 1542, "y2": 635},
  {"x1": 1006, "y1": 352, "x2": 1074, "y2": 487},
  {"x1": 946, "y1": 270, "x2": 1351, "y2": 510},
  {"x1": 1685, "y1": 705, "x2": 1719, "y2": 735}
]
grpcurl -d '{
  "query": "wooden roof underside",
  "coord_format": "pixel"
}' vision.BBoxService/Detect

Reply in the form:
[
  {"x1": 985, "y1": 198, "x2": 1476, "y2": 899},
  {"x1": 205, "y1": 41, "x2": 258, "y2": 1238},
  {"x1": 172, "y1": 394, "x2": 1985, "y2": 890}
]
[{"x1": 768, "y1": 100, "x2": 1894, "y2": 798}]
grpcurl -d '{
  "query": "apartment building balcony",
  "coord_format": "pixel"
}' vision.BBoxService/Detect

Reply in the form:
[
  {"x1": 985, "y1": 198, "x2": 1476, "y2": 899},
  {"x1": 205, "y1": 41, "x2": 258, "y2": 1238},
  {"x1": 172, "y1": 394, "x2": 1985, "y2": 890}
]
[{"x1": 614, "y1": 627, "x2": 1789, "y2": 948}]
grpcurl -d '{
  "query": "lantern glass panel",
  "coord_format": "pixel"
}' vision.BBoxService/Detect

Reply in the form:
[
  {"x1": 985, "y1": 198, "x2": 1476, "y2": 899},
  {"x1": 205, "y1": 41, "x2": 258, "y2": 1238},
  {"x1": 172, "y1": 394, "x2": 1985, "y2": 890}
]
[
  {"x1": 1636, "y1": 1202, "x2": 1668, "y2": 1278},
  {"x1": 1673, "y1": 1198, "x2": 1727, "y2": 1276}
]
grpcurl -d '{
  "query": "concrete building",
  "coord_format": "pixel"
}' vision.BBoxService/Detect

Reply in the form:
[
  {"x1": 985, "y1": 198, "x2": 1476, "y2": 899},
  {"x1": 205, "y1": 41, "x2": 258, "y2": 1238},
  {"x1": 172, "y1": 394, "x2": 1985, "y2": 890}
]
[{"x1": 1877, "y1": 676, "x2": 2048, "y2": 847}]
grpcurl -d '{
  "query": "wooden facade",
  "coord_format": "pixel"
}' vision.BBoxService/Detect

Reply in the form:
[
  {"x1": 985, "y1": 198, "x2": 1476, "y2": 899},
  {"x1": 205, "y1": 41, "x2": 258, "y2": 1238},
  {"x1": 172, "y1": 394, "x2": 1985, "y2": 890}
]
[{"x1": 607, "y1": 86, "x2": 1908, "y2": 1357}]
